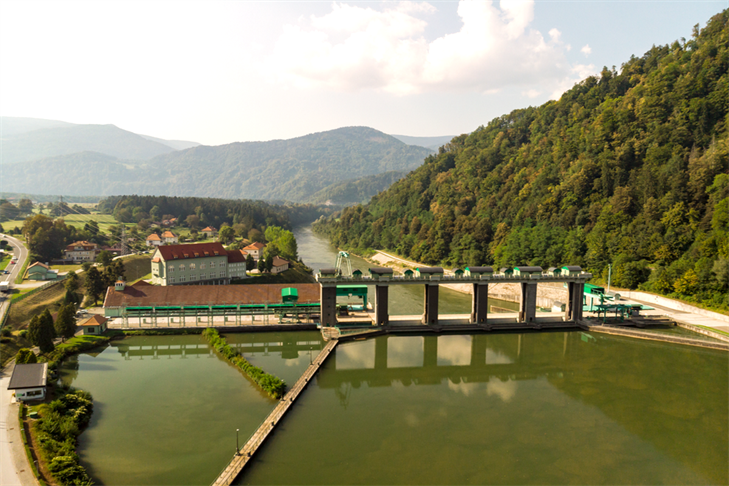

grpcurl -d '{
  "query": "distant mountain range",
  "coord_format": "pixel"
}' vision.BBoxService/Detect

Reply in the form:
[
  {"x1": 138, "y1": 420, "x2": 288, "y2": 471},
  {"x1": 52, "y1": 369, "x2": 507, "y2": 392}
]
[
  {"x1": 0, "y1": 117, "x2": 201, "y2": 164},
  {"x1": 0, "y1": 124, "x2": 441, "y2": 204}
]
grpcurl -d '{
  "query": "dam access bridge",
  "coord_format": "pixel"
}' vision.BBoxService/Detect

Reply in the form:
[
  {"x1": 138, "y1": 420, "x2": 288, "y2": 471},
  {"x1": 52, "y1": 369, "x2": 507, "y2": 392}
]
[{"x1": 317, "y1": 265, "x2": 592, "y2": 331}]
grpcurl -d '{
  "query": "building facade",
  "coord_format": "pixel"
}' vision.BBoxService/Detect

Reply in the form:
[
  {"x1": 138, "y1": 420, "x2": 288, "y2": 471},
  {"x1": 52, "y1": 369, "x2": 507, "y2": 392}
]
[
  {"x1": 161, "y1": 231, "x2": 178, "y2": 244},
  {"x1": 243, "y1": 242, "x2": 265, "y2": 260},
  {"x1": 151, "y1": 242, "x2": 230, "y2": 286},
  {"x1": 146, "y1": 234, "x2": 163, "y2": 246},
  {"x1": 63, "y1": 241, "x2": 98, "y2": 262}
]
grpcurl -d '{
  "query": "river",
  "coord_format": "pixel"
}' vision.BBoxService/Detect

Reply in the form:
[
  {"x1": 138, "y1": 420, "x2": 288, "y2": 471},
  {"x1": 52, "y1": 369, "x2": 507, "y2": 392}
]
[
  {"x1": 56, "y1": 225, "x2": 728, "y2": 485},
  {"x1": 293, "y1": 225, "x2": 519, "y2": 315}
]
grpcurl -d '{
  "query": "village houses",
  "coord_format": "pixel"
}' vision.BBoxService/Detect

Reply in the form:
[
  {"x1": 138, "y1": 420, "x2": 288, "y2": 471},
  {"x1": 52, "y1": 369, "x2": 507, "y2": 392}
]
[{"x1": 63, "y1": 241, "x2": 99, "y2": 262}]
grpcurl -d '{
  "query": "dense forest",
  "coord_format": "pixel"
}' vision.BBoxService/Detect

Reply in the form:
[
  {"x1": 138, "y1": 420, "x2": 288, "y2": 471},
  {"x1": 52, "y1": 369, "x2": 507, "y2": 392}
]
[
  {"x1": 315, "y1": 11, "x2": 728, "y2": 311},
  {"x1": 309, "y1": 170, "x2": 410, "y2": 205},
  {"x1": 98, "y1": 195, "x2": 331, "y2": 230}
]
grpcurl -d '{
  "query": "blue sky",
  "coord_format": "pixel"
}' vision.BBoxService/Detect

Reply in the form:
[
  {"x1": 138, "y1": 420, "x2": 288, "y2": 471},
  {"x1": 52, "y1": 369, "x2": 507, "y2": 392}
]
[{"x1": 0, "y1": 1, "x2": 725, "y2": 146}]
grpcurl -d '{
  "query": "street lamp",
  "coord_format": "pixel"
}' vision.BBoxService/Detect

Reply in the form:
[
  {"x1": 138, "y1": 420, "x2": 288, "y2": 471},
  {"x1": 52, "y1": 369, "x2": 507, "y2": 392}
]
[{"x1": 236, "y1": 428, "x2": 240, "y2": 455}]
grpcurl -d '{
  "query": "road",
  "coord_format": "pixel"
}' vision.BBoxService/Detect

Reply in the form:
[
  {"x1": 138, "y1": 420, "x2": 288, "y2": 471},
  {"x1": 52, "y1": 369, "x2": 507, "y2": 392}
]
[
  {"x1": 0, "y1": 234, "x2": 29, "y2": 324},
  {"x1": 0, "y1": 362, "x2": 39, "y2": 486}
]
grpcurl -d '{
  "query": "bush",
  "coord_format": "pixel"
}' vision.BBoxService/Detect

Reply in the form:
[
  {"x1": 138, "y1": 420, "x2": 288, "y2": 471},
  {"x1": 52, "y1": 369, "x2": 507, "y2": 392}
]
[
  {"x1": 15, "y1": 348, "x2": 37, "y2": 364},
  {"x1": 203, "y1": 328, "x2": 286, "y2": 399},
  {"x1": 33, "y1": 388, "x2": 95, "y2": 485},
  {"x1": 0, "y1": 327, "x2": 10, "y2": 337},
  {"x1": 19, "y1": 329, "x2": 28, "y2": 338}
]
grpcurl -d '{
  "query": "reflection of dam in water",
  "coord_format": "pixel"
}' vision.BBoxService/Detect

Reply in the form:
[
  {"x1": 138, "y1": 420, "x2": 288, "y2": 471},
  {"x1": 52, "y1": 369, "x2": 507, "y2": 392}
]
[
  {"x1": 321, "y1": 332, "x2": 577, "y2": 388},
  {"x1": 113, "y1": 336, "x2": 323, "y2": 360}
]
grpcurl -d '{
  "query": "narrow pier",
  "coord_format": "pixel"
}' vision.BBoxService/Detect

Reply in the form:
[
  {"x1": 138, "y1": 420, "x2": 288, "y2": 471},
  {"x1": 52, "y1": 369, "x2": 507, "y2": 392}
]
[{"x1": 211, "y1": 339, "x2": 338, "y2": 486}]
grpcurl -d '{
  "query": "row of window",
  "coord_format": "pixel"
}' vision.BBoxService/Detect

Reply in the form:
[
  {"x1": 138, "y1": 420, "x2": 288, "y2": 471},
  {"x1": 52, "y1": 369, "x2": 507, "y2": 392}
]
[
  {"x1": 168, "y1": 261, "x2": 226, "y2": 272},
  {"x1": 168, "y1": 272, "x2": 227, "y2": 283}
]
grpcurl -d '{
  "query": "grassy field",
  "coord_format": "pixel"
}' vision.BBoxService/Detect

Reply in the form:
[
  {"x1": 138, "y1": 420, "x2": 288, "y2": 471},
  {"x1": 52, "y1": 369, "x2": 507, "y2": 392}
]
[
  {"x1": 61, "y1": 212, "x2": 117, "y2": 232},
  {"x1": 0, "y1": 254, "x2": 10, "y2": 272},
  {"x1": 52, "y1": 264, "x2": 83, "y2": 273},
  {"x1": 121, "y1": 255, "x2": 153, "y2": 282},
  {"x1": 5, "y1": 280, "x2": 70, "y2": 331}
]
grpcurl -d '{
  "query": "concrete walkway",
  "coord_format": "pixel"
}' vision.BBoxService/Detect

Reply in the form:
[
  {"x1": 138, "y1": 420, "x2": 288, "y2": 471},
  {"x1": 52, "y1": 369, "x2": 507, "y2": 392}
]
[
  {"x1": 0, "y1": 362, "x2": 39, "y2": 486},
  {"x1": 628, "y1": 298, "x2": 729, "y2": 334}
]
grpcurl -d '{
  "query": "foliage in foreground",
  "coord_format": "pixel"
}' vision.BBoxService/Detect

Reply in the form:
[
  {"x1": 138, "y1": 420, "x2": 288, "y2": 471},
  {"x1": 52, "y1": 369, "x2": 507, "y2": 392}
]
[
  {"x1": 32, "y1": 387, "x2": 94, "y2": 486},
  {"x1": 203, "y1": 328, "x2": 286, "y2": 399}
]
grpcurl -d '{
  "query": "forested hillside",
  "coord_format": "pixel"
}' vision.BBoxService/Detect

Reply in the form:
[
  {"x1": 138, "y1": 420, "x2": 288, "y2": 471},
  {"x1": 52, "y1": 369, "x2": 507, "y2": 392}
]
[
  {"x1": 315, "y1": 11, "x2": 729, "y2": 311},
  {"x1": 309, "y1": 170, "x2": 410, "y2": 205},
  {"x1": 1, "y1": 126, "x2": 431, "y2": 203},
  {"x1": 98, "y1": 195, "x2": 329, "y2": 230}
]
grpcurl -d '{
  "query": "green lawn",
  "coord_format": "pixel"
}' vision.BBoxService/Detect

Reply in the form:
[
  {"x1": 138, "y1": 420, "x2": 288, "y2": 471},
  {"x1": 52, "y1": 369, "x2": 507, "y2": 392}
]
[
  {"x1": 61, "y1": 212, "x2": 117, "y2": 232},
  {"x1": 52, "y1": 264, "x2": 83, "y2": 273},
  {"x1": 0, "y1": 254, "x2": 10, "y2": 272}
]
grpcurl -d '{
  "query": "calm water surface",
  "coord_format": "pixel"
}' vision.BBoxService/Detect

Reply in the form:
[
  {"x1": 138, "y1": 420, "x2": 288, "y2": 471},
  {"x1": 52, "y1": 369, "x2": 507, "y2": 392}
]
[
  {"x1": 294, "y1": 225, "x2": 518, "y2": 315},
  {"x1": 238, "y1": 332, "x2": 728, "y2": 485},
  {"x1": 59, "y1": 331, "x2": 323, "y2": 486}
]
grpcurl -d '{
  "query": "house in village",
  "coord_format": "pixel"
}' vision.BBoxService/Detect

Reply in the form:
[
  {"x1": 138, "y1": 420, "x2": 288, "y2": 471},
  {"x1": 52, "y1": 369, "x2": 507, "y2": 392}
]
[
  {"x1": 78, "y1": 314, "x2": 109, "y2": 335},
  {"x1": 63, "y1": 241, "x2": 98, "y2": 262},
  {"x1": 201, "y1": 227, "x2": 217, "y2": 239},
  {"x1": 26, "y1": 262, "x2": 59, "y2": 281},
  {"x1": 146, "y1": 233, "x2": 163, "y2": 247},
  {"x1": 8, "y1": 363, "x2": 48, "y2": 401},
  {"x1": 161, "y1": 231, "x2": 178, "y2": 244},
  {"x1": 243, "y1": 242, "x2": 265, "y2": 261},
  {"x1": 271, "y1": 256, "x2": 290, "y2": 274}
]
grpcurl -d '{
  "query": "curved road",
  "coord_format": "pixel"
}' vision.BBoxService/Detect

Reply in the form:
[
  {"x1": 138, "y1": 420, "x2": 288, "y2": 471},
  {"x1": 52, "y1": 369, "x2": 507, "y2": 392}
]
[{"x1": 0, "y1": 233, "x2": 37, "y2": 486}]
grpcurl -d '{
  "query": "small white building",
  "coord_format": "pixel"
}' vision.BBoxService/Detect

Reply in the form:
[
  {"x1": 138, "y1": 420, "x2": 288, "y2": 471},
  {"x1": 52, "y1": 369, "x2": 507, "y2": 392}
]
[
  {"x1": 8, "y1": 363, "x2": 48, "y2": 401},
  {"x1": 271, "y1": 256, "x2": 290, "y2": 274},
  {"x1": 78, "y1": 314, "x2": 109, "y2": 335},
  {"x1": 243, "y1": 242, "x2": 265, "y2": 260},
  {"x1": 146, "y1": 233, "x2": 163, "y2": 247},
  {"x1": 161, "y1": 231, "x2": 179, "y2": 245}
]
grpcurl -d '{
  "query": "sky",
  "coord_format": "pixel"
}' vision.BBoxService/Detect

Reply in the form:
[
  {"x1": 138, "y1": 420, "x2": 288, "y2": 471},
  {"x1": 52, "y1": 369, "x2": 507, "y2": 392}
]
[{"x1": 0, "y1": 0, "x2": 725, "y2": 146}]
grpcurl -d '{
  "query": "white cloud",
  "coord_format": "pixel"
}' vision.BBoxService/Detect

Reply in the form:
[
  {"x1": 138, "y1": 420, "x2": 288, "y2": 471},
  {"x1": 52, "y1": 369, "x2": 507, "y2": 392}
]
[
  {"x1": 581, "y1": 44, "x2": 592, "y2": 56},
  {"x1": 266, "y1": 0, "x2": 583, "y2": 95},
  {"x1": 522, "y1": 89, "x2": 541, "y2": 98}
]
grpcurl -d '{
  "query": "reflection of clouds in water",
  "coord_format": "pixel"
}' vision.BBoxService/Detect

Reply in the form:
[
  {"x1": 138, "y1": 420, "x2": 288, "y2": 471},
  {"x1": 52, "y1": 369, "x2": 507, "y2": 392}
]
[
  {"x1": 285, "y1": 356, "x2": 305, "y2": 367},
  {"x1": 486, "y1": 377, "x2": 517, "y2": 402},
  {"x1": 336, "y1": 339, "x2": 376, "y2": 370},
  {"x1": 388, "y1": 336, "x2": 423, "y2": 368},
  {"x1": 404, "y1": 412, "x2": 419, "y2": 427},
  {"x1": 486, "y1": 349, "x2": 513, "y2": 365},
  {"x1": 437, "y1": 335, "x2": 472, "y2": 366},
  {"x1": 447, "y1": 381, "x2": 481, "y2": 397}
]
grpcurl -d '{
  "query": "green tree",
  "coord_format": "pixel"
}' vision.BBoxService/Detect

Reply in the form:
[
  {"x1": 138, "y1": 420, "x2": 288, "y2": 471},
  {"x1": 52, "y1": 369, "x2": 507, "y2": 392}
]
[
  {"x1": 27, "y1": 315, "x2": 42, "y2": 347},
  {"x1": 84, "y1": 266, "x2": 105, "y2": 305},
  {"x1": 55, "y1": 304, "x2": 77, "y2": 341},
  {"x1": 15, "y1": 348, "x2": 37, "y2": 364},
  {"x1": 96, "y1": 250, "x2": 113, "y2": 266},
  {"x1": 219, "y1": 224, "x2": 235, "y2": 243},
  {"x1": 257, "y1": 257, "x2": 265, "y2": 273},
  {"x1": 37, "y1": 309, "x2": 56, "y2": 354},
  {"x1": 64, "y1": 271, "x2": 79, "y2": 292},
  {"x1": 264, "y1": 253, "x2": 273, "y2": 273},
  {"x1": 246, "y1": 253, "x2": 255, "y2": 271},
  {"x1": 17, "y1": 198, "x2": 33, "y2": 215}
]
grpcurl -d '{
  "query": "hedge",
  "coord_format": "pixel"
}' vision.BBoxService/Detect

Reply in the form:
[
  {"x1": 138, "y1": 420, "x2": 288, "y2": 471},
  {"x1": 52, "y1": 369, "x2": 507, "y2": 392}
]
[{"x1": 203, "y1": 328, "x2": 286, "y2": 399}]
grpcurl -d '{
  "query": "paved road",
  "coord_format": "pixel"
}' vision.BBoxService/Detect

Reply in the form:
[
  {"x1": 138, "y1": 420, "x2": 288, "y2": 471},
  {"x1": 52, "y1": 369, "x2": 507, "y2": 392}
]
[
  {"x1": 0, "y1": 234, "x2": 29, "y2": 323},
  {"x1": 0, "y1": 362, "x2": 39, "y2": 486}
]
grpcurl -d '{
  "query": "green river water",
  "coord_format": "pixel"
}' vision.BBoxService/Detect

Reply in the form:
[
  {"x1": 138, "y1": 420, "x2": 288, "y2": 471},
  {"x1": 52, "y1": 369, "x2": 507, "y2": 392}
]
[{"x1": 55, "y1": 226, "x2": 728, "y2": 485}]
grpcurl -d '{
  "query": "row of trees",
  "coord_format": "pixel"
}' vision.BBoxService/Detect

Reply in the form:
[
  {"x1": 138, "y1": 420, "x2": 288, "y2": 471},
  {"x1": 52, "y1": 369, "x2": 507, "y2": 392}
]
[
  {"x1": 314, "y1": 11, "x2": 729, "y2": 311},
  {"x1": 26, "y1": 304, "x2": 78, "y2": 354}
]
